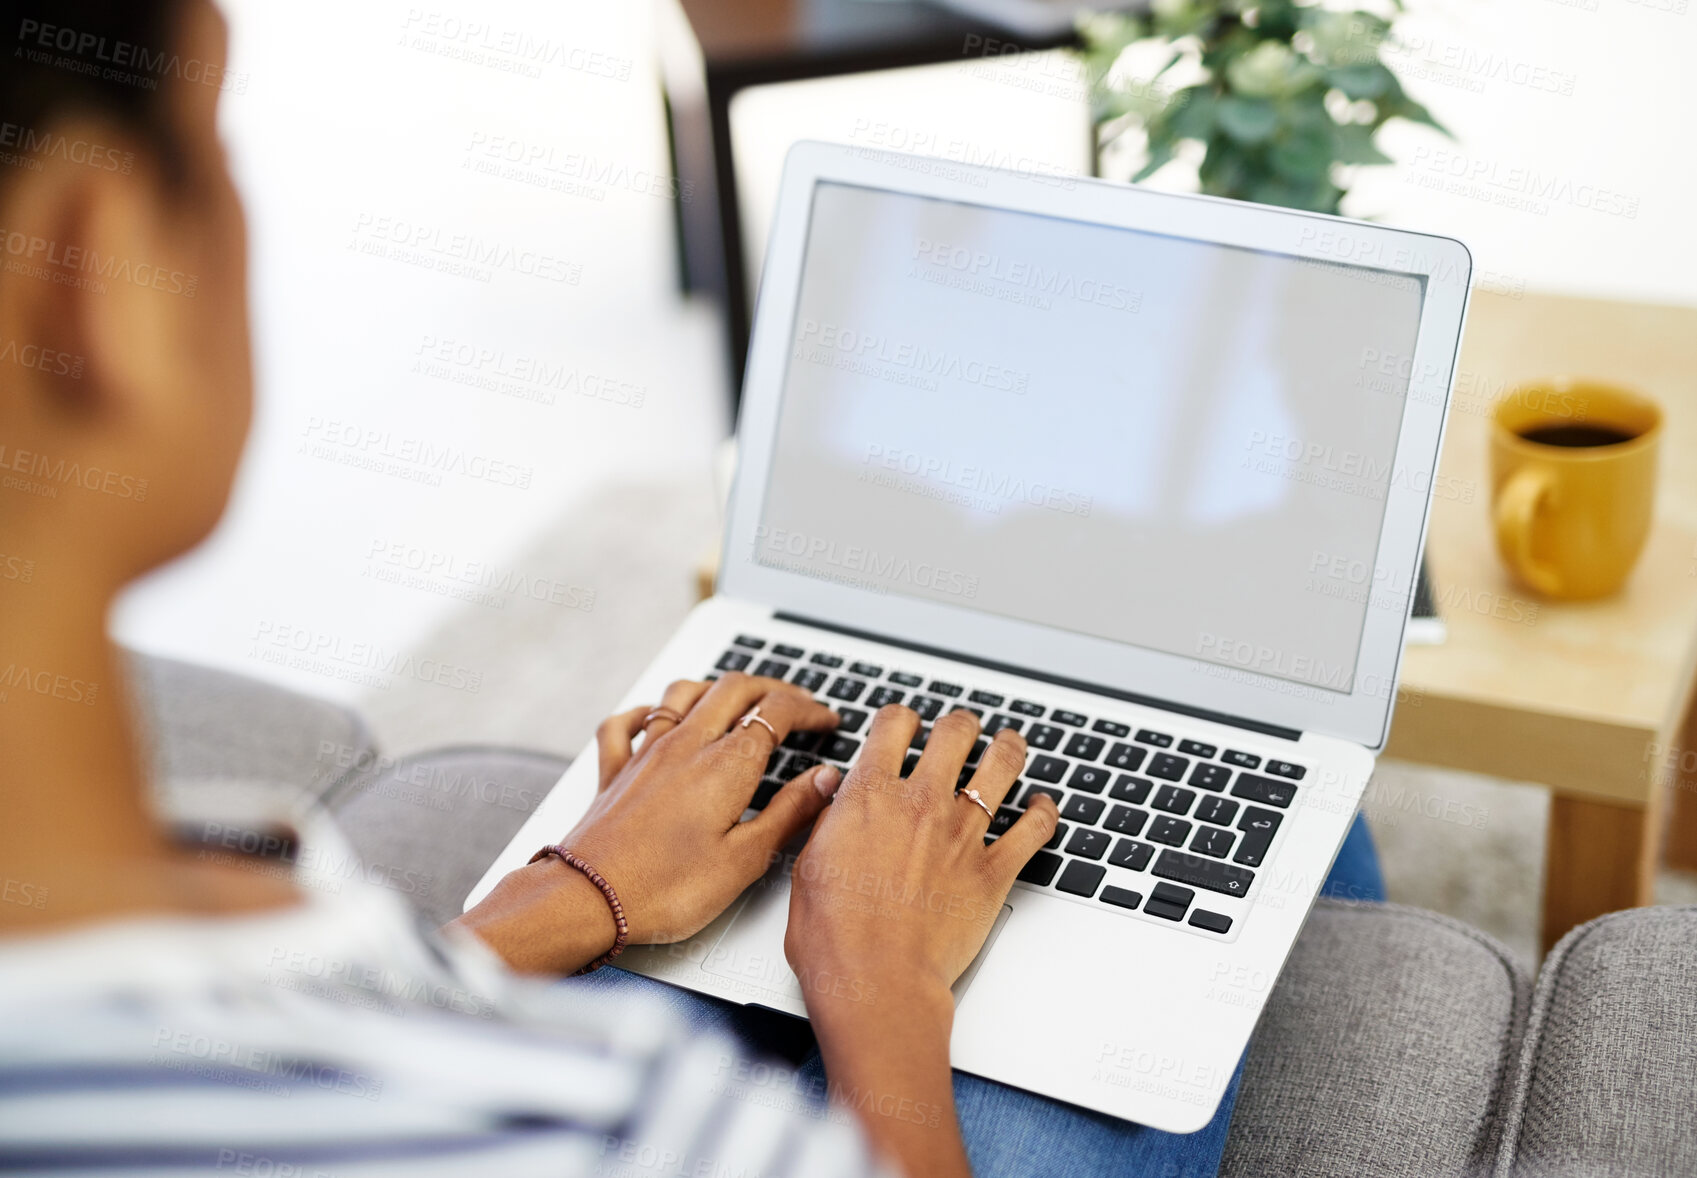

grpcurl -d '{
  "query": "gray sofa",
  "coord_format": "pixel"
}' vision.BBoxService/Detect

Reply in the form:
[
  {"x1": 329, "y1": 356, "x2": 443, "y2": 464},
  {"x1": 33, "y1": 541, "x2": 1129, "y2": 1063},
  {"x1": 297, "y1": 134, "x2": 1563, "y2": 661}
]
[{"x1": 128, "y1": 653, "x2": 1697, "y2": 1178}]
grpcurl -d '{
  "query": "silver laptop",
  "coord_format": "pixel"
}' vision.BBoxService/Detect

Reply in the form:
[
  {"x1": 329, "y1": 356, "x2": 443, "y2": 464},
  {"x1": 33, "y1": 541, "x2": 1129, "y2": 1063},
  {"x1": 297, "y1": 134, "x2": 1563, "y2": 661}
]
[{"x1": 470, "y1": 141, "x2": 1470, "y2": 1132}]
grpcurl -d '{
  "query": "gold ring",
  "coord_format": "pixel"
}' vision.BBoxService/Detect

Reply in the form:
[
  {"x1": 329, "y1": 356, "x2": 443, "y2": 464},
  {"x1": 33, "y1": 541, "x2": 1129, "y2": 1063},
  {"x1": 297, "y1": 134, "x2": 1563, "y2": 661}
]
[
  {"x1": 642, "y1": 706, "x2": 685, "y2": 730},
  {"x1": 958, "y1": 787, "x2": 994, "y2": 821},
  {"x1": 739, "y1": 705, "x2": 777, "y2": 738}
]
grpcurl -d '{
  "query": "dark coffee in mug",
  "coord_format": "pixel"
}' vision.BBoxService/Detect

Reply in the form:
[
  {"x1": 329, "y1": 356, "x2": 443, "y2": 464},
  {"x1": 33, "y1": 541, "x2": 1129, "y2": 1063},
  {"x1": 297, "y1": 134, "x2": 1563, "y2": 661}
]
[{"x1": 1518, "y1": 424, "x2": 1637, "y2": 448}]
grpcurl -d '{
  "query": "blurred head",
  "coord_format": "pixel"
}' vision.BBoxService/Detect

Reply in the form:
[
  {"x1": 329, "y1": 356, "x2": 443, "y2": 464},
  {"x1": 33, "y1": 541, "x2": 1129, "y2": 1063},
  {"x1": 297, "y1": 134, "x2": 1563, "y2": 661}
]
[{"x1": 0, "y1": 0, "x2": 250, "y2": 587}]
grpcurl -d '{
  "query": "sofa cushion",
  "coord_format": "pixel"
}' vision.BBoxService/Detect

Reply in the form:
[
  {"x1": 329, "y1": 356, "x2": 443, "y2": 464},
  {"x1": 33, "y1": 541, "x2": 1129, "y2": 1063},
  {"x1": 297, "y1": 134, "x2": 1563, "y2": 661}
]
[
  {"x1": 1495, "y1": 907, "x2": 1697, "y2": 1178},
  {"x1": 125, "y1": 651, "x2": 378, "y2": 805},
  {"x1": 327, "y1": 746, "x2": 568, "y2": 926},
  {"x1": 1222, "y1": 900, "x2": 1529, "y2": 1178}
]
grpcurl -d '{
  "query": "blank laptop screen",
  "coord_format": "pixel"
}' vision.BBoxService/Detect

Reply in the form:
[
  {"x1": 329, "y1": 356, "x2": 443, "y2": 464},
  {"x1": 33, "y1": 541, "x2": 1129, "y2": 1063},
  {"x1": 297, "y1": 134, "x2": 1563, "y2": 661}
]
[{"x1": 755, "y1": 181, "x2": 1427, "y2": 693}]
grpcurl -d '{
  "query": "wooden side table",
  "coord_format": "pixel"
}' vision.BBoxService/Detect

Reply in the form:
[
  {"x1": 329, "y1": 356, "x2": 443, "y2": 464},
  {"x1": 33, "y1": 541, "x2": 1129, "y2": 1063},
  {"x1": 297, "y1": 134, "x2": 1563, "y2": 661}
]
[
  {"x1": 1386, "y1": 290, "x2": 1697, "y2": 953},
  {"x1": 659, "y1": 0, "x2": 1076, "y2": 415}
]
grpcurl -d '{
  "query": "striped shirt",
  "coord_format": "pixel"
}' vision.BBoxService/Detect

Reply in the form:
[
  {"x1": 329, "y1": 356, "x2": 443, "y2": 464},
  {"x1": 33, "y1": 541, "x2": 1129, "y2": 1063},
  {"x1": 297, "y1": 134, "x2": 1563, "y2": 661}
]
[{"x1": 0, "y1": 808, "x2": 892, "y2": 1177}]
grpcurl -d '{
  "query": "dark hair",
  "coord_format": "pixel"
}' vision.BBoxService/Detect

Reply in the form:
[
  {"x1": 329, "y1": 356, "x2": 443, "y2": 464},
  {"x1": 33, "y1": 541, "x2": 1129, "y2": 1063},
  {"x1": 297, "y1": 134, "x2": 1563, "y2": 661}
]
[{"x1": 2, "y1": 0, "x2": 188, "y2": 185}]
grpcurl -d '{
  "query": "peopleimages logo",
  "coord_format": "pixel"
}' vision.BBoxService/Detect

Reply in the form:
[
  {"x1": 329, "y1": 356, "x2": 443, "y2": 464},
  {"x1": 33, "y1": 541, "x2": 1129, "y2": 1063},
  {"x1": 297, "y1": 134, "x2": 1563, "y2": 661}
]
[
  {"x1": 794, "y1": 319, "x2": 1029, "y2": 395},
  {"x1": 0, "y1": 228, "x2": 198, "y2": 296},
  {"x1": 754, "y1": 525, "x2": 980, "y2": 600}
]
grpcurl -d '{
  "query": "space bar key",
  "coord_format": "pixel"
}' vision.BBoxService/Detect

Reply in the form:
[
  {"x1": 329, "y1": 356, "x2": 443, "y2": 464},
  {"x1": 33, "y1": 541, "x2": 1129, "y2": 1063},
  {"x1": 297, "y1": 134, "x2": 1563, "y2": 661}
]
[{"x1": 1152, "y1": 850, "x2": 1255, "y2": 899}]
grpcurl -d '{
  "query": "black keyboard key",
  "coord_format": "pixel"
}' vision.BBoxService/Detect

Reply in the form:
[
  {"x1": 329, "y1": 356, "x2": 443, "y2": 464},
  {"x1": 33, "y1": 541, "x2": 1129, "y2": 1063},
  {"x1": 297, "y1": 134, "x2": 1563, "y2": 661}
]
[
  {"x1": 957, "y1": 767, "x2": 975, "y2": 791},
  {"x1": 1061, "y1": 795, "x2": 1106, "y2": 825},
  {"x1": 1109, "y1": 839, "x2": 1154, "y2": 871},
  {"x1": 778, "y1": 754, "x2": 818, "y2": 782},
  {"x1": 1106, "y1": 743, "x2": 1148, "y2": 772},
  {"x1": 792, "y1": 667, "x2": 828, "y2": 691},
  {"x1": 849, "y1": 661, "x2": 883, "y2": 678},
  {"x1": 827, "y1": 677, "x2": 866, "y2": 703},
  {"x1": 1110, "y1": 775, "x2": 1154, "y2": 805},
  {"x1": 1145, "y1": 897, "x2": 1188, "y2": 922},
  {"x1": 1069, "y1": 764, "x2": 1111, "y2": 794},
  {"x1": 1010, "y1": 699, "x2": 1045, "y2": 716},
  {"x1": 1027, "y1": 755, "x2": 1068, "y2": 784},
  {"x1": 783, "y1": 730, "x2": 822, "y2": 753},
  {"x1": 902, "y1": 752, "x2": 920, "y2": 776},
  {"x1": 1178, "y1": 739, "x2": 1217, "y2": 758},
  {"x1": 810, "y1": 652, "x2": 843, "y2": 668},
  {"x1": 773, "y1": 644, "x2": 805, "y2": 659},
  {"x1": 1266, "y1": 759, "x2": 1307, "y2": 780},
  {"x1": 1105, "y1": 805, "x2": 1149, "y2": 836},
  {"x1": 1045, "y1": 822, "x2": 1070, "y2": 850},
  {"x1": 1065, "y1": 828, "x2": 1110, "y2": 861},
  {"x1": 987, "y1": 806, "x2": 1019, "y2": 838},
  {"x1": 819, "y1": 734, "x2": 861, "y2": 762},
  {"x1": 969, "y1": 690, "x2": 1004, "y2": 707},
  {"x1": 1196, "y1": 796, "x2": 1239, "y2": 827},
  {"x1": 1057, "y1": 859, "x2": 1107, "y2": 896},
  {"x1": 1135, "y1": 728, "x2": 1174, "y2": 748},
  {"x1": 751, "y1": 780, "x2": 780, "y2": 810},
  {"x1": 1190, "y1": 910, "x2": 1233, "y2": 934},
  {"x1": 985, "y1": 714, "x2": 1024, "y2": 735},
  {"x1": 733, "y1": 635, "x2": 766, "y2": 650},
  {"x1": 1152, "y1": 881, "x2": 1194, "y2": 908},
  {"x1": 1153, "y1": 785, "x2": 1196, "y2": 816},
  {"x1": 836, "y1": 708, "x2": 868, "y2": 733},
  {"x1": 715, "y1": 650, "x2": 751, "y2": 672},
  {"x1": 1222, "y1": 749, "x2": 1261, "y2": 769},
  {"x1": 909, "y1": 726, "x2": 931, "y2": 750},
  {"x1": 1026, "y1": 724, "x2": 1064, "y2": 751},
  {"x1": 1101, "y1": 885, "x2": 1142, "y2": 910},
  {"x1": 866, "y1": 686, "x2": 905, "y2": 708},
  {"x1": 1023, "y1": 784, "x2": 1063, "y2": 807},
  {"x1": 890, "y1": 671, "x2": 924, "y2": 687},
  {"x1": 1234, "y1": 807, "x2": 1283, "y2": 867},
  {"x1": 1092, "y1": 719, "x2": 1131, "y2": 737},
  {"x1": 955, "y1": 706, "x2": 984, "y2": 720},
  {"x1": 1148, "y1": 816, "x2": 1192, "y2": 846},
  {"x1": 1190, "y1": 763, "x2": 1233, "y2": 792},
  {"x1": 966, "y1": 738, "x2": 989, "y2": 765},
  {"x1": 1232, "y1": 774, "x2": 1297, "y2": 808},
  {"x1": 1154, "y1": 849, "x2": 1254, "y2": 898},
  {"x1": 929, "y1": 680, "x2": 963, "y2": 697},
  {"x1": 1063, "y1": 733, "x2": 1106, "y2": 761},
  {"x1": 910, "y1": 696, "x2": 944, "y2": 721},
  {"x1": 1190, "y1": 827, "x2": 1235, "y2": 859},
  {"x1": 1148, "y1": 753, "x2": 1190, "y2": 781},
  {"x1": 754, "y1": 659, "x2": 792, "y2": 679},
  {"x1": 1051, "y1": 709, "x2": 1088, "y2": 727},
  {"x1": 765, "y1": 749, "x2": 783, "y2": 776},
  {"x1": 1018, "y1": 851, "x2": 1063, "y2": 886}
]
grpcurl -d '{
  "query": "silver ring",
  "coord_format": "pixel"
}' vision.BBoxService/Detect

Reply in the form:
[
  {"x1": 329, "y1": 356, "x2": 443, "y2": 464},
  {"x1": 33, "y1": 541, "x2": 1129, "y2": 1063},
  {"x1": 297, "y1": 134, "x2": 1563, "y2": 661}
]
[
  {"x1": 739, "y1": 705, "x2": 777, "y2": 738},
  {"x1": 958, "y1": 787, "x2": 994, "y2": 821}
]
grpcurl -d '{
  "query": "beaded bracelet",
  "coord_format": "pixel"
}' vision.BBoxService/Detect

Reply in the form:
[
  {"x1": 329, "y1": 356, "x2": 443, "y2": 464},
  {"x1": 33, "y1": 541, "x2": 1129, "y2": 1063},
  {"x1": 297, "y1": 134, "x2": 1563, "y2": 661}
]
[{"x1": 529, "y1": 844, "x2": 629, "y2": 975}]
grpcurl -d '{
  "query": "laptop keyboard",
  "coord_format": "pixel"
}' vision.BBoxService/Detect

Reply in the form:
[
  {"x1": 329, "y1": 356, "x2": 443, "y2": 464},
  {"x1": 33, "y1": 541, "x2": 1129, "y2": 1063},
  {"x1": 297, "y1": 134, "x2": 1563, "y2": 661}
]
[{"x1": 710, "y1": 633, "x2": 1309, "y2": 938}]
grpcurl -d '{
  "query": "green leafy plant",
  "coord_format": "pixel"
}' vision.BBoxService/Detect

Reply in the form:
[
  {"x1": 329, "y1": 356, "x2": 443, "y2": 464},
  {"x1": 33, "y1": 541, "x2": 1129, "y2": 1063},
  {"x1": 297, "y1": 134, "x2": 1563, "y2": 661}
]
[{"x1": 1081, "y1": 0, "x2": 1447, "y2": 213}]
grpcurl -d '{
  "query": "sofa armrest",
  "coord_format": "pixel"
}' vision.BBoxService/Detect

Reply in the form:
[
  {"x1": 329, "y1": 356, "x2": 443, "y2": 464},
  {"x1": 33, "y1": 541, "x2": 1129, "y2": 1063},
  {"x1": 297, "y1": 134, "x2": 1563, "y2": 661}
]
[
  {"x1": 1494, "y1": 907, "x2": 1697, "y2": 1178},
  {"x1": 326, "y1": 746, "x2": 569, "y2": 926},
  {"x1": 1222, "y1": 900, "x2": 1530, "y2": 1178}
]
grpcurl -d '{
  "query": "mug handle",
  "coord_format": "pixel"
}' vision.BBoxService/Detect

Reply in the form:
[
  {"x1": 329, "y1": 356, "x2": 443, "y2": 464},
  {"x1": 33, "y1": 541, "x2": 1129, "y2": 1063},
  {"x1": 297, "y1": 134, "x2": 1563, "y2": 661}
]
[{"x1": 1494, "y1": 466, "x2": 1563, "y2": 596}]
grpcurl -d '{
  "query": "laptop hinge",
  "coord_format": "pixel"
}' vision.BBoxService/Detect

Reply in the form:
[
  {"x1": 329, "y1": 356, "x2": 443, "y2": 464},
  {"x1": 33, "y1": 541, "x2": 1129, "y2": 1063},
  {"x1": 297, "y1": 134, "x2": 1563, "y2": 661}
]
[{"x1": 774, "y1": 612, "x2": 1304, "y2": 742}]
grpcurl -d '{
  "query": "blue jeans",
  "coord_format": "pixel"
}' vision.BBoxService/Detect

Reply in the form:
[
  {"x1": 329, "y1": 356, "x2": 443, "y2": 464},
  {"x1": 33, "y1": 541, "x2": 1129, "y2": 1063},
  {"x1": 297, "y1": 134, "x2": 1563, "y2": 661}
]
[{"x1": 571, "y1": 813, "x2": 1384, "y2": 1178}]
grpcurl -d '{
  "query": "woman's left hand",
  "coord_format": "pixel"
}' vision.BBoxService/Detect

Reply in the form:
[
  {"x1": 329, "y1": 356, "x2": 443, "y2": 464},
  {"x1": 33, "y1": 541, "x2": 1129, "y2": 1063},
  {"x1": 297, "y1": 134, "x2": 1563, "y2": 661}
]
[{"x1": 453, "y1": 672, "x2": 844, "y2": 973}]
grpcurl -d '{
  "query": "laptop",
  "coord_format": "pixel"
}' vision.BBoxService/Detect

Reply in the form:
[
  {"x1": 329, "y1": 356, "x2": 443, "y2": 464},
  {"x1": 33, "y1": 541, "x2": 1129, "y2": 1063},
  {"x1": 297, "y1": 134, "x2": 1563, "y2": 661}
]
[{"x1": 470, "y1": 140, "x2": 1470, "y2": 1132}]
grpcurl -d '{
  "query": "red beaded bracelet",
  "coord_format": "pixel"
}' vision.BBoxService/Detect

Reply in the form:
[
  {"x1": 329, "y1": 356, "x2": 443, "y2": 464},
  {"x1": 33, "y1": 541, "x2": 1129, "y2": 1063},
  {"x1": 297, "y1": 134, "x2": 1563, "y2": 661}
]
[{"x1": 529, "y1": 845, "x2": 629, "y2": 975}]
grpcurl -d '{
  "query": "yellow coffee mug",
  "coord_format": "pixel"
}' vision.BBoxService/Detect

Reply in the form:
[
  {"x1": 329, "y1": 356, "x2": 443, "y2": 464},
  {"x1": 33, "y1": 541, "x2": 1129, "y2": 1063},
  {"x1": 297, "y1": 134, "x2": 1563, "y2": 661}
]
[{"x1": 1491, "y1": 382, "x2": 1661, "y2": 600}]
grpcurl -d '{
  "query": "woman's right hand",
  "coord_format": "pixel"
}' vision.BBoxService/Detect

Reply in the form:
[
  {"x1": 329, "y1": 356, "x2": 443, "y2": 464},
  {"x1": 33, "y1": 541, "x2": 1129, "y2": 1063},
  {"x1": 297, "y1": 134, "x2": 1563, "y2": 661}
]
[{"x1": 784, "y1": 704, "x2": 1058, "y2": 1177}]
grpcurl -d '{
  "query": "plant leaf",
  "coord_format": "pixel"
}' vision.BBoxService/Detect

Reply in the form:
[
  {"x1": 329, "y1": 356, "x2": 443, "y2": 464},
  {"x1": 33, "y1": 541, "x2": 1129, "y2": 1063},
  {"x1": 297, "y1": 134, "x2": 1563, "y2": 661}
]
[{"x1": 1216, "y1": 95, "x2": 1278, "y2": 144}]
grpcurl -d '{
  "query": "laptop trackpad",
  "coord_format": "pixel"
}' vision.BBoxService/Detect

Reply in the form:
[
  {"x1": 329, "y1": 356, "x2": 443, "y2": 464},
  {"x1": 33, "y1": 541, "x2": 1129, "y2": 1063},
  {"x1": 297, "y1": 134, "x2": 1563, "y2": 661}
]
[{"x1": 702, "y1": 871, "x2": 1013, "y2": 1011}]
